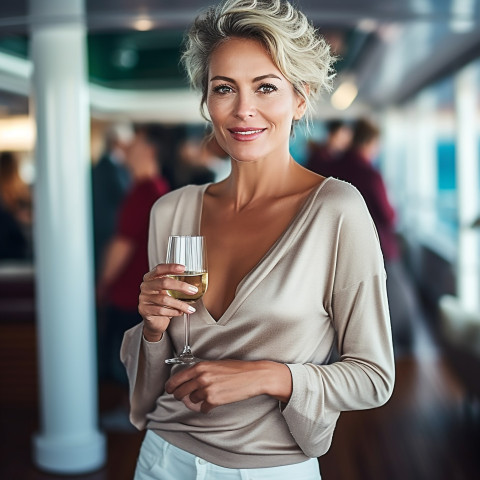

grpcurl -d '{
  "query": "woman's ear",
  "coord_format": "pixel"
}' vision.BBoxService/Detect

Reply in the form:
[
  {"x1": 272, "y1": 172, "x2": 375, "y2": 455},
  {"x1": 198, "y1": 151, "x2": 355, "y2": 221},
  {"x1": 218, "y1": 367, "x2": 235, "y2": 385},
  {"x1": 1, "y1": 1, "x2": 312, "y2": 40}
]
[{"x1": 293, "y1": 85, "x2": 310, "y2": 121}]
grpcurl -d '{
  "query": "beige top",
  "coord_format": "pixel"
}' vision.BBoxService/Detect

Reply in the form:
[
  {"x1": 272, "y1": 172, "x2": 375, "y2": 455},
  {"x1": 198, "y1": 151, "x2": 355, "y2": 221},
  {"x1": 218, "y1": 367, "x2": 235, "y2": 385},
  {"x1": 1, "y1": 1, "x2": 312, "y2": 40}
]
[{"x1": 121, "y1": 177, "x2": 395, "y2": 468}]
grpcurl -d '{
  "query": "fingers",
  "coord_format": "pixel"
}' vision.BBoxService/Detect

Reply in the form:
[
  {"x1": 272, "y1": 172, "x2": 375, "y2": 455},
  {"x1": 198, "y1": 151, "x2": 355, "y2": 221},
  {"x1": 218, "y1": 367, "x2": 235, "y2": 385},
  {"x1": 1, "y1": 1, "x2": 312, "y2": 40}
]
[
  {"x1": 165, "y1": 363, "x2": 220, "y2": 414},
  {"x1": 172, "y1": 380, "x2": 217, "y2": 414},
  {"x1": 142, "y1": 276, "x2": 198, "y2": 299},
  {"x1": 139, "y1": 264, "x2": 198, "y2": 317},
  {"x1": 165, "y1": 362, "x2": 204, "y2": 393},
  {"x1": 138, "y1": 301, "x2": 182, "y2": 320},
  {"x1": 181, "y1": 395, "x2": 203, "y2": 413},
  {"x1": 139, "y1": 291, "x2": 195, "y2": 317},
  {"x1": 165, "y1": 360, "x2": 272, "y2": 413},
  {"x1": 143, "y1": 263, "x2": 184, "y2": 282},
  {"x1": 168, "y1": 377, "x2": 203, "y2": 402},
  {"x1": 138, "y1": 264, "x2": 195, "y2": 340}
]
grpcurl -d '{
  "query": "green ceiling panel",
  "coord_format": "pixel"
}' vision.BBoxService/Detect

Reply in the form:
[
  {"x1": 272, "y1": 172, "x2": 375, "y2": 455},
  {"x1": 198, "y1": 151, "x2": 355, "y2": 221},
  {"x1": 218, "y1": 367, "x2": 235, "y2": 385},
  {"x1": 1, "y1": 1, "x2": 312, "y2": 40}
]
[
  {"x1": 87, "y1": 30, "x2": 188, "y2": 89},
  {"x1": 0, "y1": 27, "x2": 358, "y2": 91}
]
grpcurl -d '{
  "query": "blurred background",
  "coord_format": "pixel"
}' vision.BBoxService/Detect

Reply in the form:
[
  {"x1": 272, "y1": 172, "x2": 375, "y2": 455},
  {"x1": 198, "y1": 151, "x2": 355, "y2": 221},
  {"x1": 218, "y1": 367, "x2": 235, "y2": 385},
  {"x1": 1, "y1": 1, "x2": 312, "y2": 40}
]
[{"x1": 0, "y1": 0, "x2": 480, "y2": 479}]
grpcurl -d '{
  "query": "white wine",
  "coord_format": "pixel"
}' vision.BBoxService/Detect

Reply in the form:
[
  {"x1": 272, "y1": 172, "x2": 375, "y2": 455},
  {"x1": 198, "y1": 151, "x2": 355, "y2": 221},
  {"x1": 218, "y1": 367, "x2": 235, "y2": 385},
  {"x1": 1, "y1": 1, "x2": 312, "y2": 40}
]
[
  {"x1": 164, "y1": 235, "x2": 207, "y2": 365},
  {"x1": 167, "y1": 272, "x2": 208, "y2": 303}
]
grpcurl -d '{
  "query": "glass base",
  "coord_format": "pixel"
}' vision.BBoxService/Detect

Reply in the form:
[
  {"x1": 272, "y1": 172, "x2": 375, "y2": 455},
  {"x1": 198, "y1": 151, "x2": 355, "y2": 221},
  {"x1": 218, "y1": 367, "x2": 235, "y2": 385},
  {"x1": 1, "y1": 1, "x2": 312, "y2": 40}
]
[{"x1": 165, "y1": 352, "x2": 198, "y2": 365}]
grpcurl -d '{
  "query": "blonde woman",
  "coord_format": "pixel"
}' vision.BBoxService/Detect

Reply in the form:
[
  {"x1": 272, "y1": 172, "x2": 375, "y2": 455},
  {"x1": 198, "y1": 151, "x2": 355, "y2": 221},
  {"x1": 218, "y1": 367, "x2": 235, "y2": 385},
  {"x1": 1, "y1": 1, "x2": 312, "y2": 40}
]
[{"x1": 122, "y1": 1, "x2": 395, "y2": 478}]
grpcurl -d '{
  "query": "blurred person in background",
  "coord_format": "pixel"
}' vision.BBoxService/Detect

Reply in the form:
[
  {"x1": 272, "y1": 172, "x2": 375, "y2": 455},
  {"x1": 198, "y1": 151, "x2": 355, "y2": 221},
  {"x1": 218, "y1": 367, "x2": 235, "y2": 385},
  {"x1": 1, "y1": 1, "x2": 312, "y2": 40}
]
[
  {"x1": 96, "y1": 124, "x2": 170, "y2": 427},
  {"x1": 0, "y1": 151, "x2": 32, "y2": 261},
  {"x1": 173, "y1": 133, "x2": 231, "y2": 188},
  {"x1": 203, "y1": 133, "x2": 231, "y2": 182},
  {"x1": 92, "y1": 122, "x2": 133, "y2": 279},
  {"x1": 173, "y1": 137, "x2": 216, "y2": 187},
  {"x1": 306, "y1": 119, "x2": 352, "y2": 177},
  {"x1": 330, "y1": 118, "x2": 417, "y2": 356}
]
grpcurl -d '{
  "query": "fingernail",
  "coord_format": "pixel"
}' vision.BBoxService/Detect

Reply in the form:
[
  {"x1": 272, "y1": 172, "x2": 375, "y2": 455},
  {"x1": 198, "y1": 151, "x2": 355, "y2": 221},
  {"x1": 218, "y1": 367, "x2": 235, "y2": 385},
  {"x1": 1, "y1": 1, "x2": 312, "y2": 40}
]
[
  {"x1": 187, "y1": 286, "x2": 198, "y2": 294},
  {"x1": 188, "y1": 306, "x2": 196, "y2": 313}
]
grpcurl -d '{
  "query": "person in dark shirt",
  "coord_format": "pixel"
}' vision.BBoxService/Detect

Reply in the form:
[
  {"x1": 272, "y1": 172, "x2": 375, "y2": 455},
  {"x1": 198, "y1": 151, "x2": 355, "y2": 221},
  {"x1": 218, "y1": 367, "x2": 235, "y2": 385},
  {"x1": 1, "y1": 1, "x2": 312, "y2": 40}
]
[
  {"x1": 331, "y1": 118, "x2": 418, "y2": 356},
  {"x1": 306, "y1": 119, "x2": 352, "y2": 177},
  {"x1": 92, "y1": 123, "x2": 133, "y2": 279}
]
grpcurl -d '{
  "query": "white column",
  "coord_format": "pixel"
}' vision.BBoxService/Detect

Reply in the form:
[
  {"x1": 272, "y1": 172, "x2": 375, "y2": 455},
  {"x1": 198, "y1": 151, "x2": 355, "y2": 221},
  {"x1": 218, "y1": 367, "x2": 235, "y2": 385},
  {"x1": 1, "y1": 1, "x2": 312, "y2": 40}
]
[
  {"x1": 455, "y1": 63, "x2": 480, "y2": 313},
  {"x1": 29, "y1": 0, "x2": 106, "y2": 473}
]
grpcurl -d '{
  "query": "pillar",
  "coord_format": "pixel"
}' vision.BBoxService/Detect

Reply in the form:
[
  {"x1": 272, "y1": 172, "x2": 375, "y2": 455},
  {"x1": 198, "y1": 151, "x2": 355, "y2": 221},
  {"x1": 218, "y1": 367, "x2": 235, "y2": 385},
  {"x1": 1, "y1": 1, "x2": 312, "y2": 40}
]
[{"x1": 29, "y1": 0, "x2": 106, "y2": 473}]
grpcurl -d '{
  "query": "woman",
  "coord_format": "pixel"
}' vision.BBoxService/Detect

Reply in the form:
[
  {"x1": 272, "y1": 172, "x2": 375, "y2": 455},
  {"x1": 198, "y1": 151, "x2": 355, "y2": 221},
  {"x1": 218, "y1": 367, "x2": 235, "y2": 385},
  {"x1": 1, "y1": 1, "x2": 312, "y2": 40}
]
[{"x1": 121, "y1": 1, "x2": 395, "y2": 479}]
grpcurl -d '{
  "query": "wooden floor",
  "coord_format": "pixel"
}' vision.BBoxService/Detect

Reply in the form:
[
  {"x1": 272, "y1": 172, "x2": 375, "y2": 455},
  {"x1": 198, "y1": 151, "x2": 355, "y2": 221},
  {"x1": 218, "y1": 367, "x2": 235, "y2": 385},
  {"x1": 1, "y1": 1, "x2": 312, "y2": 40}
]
[{"x1": 1, "y1": 322, "x2": 479, "y2": 480}]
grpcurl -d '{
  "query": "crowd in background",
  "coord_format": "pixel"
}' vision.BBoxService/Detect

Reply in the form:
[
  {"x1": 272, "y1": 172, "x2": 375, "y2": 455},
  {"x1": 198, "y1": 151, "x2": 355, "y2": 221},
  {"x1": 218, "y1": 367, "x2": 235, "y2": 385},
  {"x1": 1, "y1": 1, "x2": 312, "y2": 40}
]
[{"x1": 0, "y1": 117, "x2": 419, "y2": 420}]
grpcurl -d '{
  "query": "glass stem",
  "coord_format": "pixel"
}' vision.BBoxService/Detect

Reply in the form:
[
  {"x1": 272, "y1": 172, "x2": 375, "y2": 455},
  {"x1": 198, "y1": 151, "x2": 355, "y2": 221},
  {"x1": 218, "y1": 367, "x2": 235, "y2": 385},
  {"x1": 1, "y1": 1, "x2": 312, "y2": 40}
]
[{"x1": 182, "y1": 312, "x2": 192, "y2": 356}]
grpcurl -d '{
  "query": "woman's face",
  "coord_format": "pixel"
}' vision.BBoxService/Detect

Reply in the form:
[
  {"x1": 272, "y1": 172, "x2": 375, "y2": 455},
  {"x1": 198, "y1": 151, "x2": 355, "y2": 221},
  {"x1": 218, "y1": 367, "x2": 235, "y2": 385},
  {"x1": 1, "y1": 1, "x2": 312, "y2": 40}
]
[{"x1": 206, "y1": 37, "x2": 306, "y2": 164}]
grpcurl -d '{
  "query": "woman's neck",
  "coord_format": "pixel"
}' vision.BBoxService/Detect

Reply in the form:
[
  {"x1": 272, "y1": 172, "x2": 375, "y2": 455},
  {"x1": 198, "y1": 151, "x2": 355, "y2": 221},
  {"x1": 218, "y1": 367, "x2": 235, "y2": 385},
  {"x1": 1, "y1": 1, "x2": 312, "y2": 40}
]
[{"x1": 217, "y1": 155, "x2": 308, "y2": 211}]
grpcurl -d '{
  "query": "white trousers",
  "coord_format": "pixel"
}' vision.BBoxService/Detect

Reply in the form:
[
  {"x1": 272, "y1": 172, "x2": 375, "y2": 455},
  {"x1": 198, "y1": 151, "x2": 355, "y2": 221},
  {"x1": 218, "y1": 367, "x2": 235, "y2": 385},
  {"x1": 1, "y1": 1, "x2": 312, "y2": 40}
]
[{"x1": 134, "y1": 430, "x2": 322, "y2": 480}]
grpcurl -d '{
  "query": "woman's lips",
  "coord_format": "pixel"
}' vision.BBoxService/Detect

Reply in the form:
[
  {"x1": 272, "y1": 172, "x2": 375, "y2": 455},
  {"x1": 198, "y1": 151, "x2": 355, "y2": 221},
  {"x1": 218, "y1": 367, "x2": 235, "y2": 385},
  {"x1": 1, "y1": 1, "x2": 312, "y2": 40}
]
[{"x1": 228, "y1": 128, "x2": 266, "y2": 141}]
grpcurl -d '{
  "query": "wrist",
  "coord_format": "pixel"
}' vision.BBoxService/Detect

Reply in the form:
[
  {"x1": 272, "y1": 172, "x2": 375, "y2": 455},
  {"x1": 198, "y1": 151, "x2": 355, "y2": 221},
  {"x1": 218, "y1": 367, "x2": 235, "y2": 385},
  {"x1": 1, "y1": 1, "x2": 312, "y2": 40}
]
[
  {"x1": 256, "y1": 361, "x2": 292, "y2": 403},
  {"x1": 142, "y1": 326, "x2": 163, "y2": 343}
]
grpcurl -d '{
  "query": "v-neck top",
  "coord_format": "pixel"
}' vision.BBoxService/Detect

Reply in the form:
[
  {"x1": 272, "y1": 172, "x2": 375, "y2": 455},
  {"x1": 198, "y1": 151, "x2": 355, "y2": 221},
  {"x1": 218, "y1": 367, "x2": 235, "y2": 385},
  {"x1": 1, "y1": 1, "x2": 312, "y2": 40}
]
[{"x1": 121, "y1": 178, "x2": 395, "y2": 468}]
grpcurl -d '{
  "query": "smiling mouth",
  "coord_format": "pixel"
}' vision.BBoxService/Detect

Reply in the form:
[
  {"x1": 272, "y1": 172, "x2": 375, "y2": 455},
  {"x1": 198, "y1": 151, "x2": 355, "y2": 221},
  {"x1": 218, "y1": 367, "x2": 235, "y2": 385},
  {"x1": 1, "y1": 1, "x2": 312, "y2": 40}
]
[{"x1": 228, "y1": 128, "x2": 266, "y2": 136}]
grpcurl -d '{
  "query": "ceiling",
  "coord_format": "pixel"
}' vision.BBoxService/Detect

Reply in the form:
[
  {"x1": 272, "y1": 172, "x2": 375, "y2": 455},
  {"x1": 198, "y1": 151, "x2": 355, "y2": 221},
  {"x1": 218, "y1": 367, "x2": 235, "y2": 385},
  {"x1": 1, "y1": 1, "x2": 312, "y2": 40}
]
[{"x1": 0, "y1": 0, "x2": 480, "y2": 119}]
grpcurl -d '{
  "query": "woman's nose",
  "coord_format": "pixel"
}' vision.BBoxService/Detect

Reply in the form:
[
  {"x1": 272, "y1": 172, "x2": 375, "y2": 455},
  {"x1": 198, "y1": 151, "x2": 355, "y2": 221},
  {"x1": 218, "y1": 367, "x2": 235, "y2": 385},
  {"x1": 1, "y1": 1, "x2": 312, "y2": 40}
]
[{"x1": 233, "y1": 92, "x2": 256, "y2": 120}]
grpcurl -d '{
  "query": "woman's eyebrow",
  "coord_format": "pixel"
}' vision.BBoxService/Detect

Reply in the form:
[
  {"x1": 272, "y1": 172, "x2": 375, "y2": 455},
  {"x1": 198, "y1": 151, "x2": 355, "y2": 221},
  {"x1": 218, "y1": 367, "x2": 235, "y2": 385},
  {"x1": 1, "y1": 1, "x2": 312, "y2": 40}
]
[
  {"x1": 253, "y1": 74, "x2": 282, "y2": 82},
  {"x1": 210, "y1": 74, "x2": 283, "y2": 83},
  {"x1": 210, "y1": 75, "x2": 235, "y2": 83}
]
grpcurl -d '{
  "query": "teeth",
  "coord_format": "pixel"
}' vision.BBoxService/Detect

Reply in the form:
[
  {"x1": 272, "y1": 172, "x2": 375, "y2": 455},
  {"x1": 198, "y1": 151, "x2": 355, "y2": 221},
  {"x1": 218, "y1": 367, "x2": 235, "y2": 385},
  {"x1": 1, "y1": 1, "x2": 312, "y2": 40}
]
[{"x1": 234, "y1": 130, "x2": 263, "y2": 135}]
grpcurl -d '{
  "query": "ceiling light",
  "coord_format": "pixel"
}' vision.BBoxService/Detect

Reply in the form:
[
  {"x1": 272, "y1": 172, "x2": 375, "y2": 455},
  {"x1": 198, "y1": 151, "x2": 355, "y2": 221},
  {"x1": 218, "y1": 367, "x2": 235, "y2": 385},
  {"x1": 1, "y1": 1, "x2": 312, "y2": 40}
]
[
  {"x1": 133, "y1": 17, "x2": 154, "y2": 31},
  {"x1": 331, "y1": 81, "x2": 358, "y2": 111}
]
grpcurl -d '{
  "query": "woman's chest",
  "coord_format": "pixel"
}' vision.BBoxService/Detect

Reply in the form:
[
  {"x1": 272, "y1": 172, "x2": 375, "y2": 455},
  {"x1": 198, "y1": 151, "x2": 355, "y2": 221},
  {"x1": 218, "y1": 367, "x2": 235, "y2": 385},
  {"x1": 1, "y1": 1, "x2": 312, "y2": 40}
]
[
  {"x1": 200, "y1": 200, "x2": 303, "y2": 320},
  {"x1": 168, "y1": 244, "x2": 335, "y2": 364}
]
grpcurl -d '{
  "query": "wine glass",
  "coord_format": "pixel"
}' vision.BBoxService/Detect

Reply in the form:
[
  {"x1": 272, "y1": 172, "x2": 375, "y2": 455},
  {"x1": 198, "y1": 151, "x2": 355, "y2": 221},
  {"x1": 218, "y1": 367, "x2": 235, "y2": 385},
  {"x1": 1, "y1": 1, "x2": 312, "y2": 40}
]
[{"x1": 165, "y1": 235, "x2": 208, "y2": 365}]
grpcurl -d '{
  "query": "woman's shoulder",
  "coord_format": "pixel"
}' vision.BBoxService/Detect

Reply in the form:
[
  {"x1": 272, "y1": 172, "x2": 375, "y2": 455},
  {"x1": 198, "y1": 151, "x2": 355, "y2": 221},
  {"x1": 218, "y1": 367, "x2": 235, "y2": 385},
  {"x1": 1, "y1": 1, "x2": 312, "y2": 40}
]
[
  {"x1": 317, "y1": 176, "x2": 368, "y2": 211},
  {"x1": 151, "y1": 183, "x2": 207, "y2": 215},
  {"x1": 308, "y1": 177, "x2": 376, "y2": 235}
]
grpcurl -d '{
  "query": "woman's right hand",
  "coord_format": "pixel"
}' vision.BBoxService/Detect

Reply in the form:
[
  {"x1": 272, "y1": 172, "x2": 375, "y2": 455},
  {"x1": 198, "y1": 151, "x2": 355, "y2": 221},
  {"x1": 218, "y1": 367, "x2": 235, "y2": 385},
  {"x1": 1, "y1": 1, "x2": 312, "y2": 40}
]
[{"x1": 138, "y1": 263, "x2": 198, "y2": 342}]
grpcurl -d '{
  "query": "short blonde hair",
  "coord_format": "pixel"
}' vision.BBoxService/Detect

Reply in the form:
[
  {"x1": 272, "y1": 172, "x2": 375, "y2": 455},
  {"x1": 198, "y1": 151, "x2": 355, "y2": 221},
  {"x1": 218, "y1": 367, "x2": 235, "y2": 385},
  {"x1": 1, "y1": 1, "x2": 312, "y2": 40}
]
[{"x1": 182, "y1": 0, "x2": 336, "y2": 125}]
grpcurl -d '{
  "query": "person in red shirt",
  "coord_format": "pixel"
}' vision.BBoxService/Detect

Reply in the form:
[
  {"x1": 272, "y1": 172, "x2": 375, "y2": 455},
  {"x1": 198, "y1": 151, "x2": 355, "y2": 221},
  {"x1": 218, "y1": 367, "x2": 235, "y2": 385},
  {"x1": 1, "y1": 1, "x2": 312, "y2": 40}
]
[
  {"x1": 329, "y1": 118, "x2": 418, "y2": 356},
  {"x1": 97, "y1": 125, "x2": 170, "y2": 391}
]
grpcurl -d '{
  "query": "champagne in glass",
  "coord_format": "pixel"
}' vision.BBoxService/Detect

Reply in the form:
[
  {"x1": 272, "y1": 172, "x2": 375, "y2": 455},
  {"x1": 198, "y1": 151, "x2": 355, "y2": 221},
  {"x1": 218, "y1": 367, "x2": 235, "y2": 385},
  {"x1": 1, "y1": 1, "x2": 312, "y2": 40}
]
[{"x1": 165, "y1": 235, "x2": 208, "y2": 365}]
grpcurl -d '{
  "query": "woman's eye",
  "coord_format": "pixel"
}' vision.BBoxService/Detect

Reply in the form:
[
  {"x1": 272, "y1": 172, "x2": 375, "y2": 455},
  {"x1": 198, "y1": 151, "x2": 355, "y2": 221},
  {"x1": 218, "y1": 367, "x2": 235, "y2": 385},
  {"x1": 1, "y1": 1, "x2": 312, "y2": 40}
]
[
  {"x1": 213, "y1": 84, "x2": 233, "y2": 94},
  {"x1": 258, "y1": 83, "x2": 278, "y2": 94}
]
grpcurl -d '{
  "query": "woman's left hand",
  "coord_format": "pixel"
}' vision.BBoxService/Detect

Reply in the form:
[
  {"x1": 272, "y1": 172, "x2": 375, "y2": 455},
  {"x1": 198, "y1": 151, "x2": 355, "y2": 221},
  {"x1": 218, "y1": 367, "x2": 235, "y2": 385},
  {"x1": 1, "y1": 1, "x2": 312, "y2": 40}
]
[{"x1": 165, "y1": 360, "x2": 292, "y2": 413}]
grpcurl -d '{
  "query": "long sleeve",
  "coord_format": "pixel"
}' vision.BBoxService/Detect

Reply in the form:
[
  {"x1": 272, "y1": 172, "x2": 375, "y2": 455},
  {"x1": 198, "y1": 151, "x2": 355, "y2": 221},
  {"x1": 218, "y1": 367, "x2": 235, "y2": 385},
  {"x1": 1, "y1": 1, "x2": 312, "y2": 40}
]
[
  {"x1": 120, "y1": 324, "x2": 173, "y2": 429},
  {"x1": 281, "y1": 183, "x2": 395, "y2": 457}
]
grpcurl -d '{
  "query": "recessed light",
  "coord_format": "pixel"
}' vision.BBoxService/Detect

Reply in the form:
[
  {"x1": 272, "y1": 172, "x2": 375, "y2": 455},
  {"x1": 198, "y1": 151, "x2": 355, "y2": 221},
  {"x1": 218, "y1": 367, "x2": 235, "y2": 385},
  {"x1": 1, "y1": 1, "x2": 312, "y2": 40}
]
[{"x1": 133, "y1": 17, "x2": 154, "y2": 31}]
